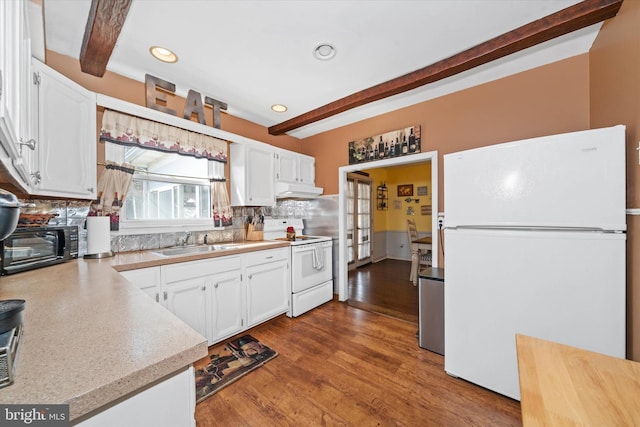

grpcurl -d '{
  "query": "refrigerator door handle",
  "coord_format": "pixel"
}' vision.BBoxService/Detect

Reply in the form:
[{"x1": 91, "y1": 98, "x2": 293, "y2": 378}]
[{"x1": 447, "y1": 225, "x2": 622, "y2": 233}]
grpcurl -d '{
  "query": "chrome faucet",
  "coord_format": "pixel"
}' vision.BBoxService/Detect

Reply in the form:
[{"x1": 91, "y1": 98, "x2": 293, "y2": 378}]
[{"x1": 180, "y1": 231, "x2": 192, "y2": 246}]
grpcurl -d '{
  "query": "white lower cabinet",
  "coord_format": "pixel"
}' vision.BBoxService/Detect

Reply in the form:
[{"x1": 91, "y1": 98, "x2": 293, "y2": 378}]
[
  {"x1": 120, "y1": 248, "x2": 291, "y2": 346},
  {"x1": 75, "y1": 366, "x2": 196, "y2": 427},
  {"x1": 164, "y1": 276, "x2": 210, "y2": 340},
  {"x1": 162, "y1": 256, "x2": 242, "y2": 345},
  {"x1": 209, "y1": 269, "x2": 244, "y2": 343},
  {"x1": 119, "y1": 266, "x2": 161, "y2": 302},
  {"x1": 245, "y1": 248, "x2": 289, "y2": 327}
]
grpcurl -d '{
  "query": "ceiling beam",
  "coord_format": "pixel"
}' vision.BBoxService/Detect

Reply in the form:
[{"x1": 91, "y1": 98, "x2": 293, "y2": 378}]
[
  {"x1": 79, "y1": 0, "x2": 132, "y2": 77},
  {"x1": 268, "y1": 0, "x2": 623, "y2": 136}
]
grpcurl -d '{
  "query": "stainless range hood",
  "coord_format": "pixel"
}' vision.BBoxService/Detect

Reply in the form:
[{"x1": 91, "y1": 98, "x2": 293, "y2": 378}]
[{"x1": 275, "y1": 182, "x2": 324, "y2": 199}]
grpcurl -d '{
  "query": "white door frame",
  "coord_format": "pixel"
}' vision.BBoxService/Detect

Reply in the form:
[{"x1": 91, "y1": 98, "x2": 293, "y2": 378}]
[{"x1": 338, "y1": 150, "x2": 439, "y2": 301}]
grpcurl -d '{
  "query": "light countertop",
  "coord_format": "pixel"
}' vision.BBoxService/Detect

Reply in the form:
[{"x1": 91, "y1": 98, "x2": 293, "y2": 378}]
[
  {"x1": 516, "y1": 334, "x2": 640, "y2": 426},
  {"x1": 0, "y1": 240, "x2": 290, "y2": 421}
]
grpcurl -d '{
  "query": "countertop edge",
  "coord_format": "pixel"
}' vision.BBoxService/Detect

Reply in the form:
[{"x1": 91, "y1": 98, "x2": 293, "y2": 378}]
[
  {"x1": 67, "y1": 339, "x2": 208, "y2": 421},
  {"x1": 112, "y1": 240, "x2": 292, "y2": 271},
  {"x1": 0, "y1": 240, "x2": 291, "y2": 420}
]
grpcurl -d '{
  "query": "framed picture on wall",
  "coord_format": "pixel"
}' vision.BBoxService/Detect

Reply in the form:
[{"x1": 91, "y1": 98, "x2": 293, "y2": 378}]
[
  {"x1": 417, "y1": 186, "x2": 428, "y2": 196},
  {"x1": 397, "y1": 184, "x2": 413, "y2": 197}
]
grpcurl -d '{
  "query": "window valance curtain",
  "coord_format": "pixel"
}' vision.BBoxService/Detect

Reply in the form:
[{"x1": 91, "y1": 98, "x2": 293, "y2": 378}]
[{"x1": 99, "y1": 109, "x2": 228, "y2": 163}]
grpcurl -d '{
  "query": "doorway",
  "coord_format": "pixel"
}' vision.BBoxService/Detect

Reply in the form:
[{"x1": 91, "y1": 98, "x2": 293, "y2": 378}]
[
  {"x1": 346, "y1": 172, "x2": 373, "y2": 269},
  {"x1": 337, "y1": 151, "x2": 439, "y2": 302}
]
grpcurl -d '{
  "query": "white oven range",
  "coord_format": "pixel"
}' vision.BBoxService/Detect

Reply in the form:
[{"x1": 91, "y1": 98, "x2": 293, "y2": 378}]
[{"x1": 263, "y1": 218, "x2": 333, "y2": 317}]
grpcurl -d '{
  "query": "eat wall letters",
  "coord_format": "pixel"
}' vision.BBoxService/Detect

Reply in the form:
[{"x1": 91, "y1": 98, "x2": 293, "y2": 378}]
[{"x1": 145, "y1": 74, "x2": 228, "y2": 129}]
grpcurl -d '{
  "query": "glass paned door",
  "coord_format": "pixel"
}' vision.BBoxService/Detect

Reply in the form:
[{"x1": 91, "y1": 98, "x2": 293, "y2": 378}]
[{"x1": 347, "y1": 173, "x2": 373, "y2": 269}]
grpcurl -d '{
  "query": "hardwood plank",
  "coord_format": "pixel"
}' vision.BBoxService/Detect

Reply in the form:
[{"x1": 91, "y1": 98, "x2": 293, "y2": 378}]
[
  {"x1": 348, "y1": 259, "x2": 419, "y2": 323},
  {"x1": 268, "y1": 0, "x2": 623, "y2": 135},
  {"x1": 195, "y1": 302, "x2": 521, "y2": 425},
  {"x1": 79, "y1": 0, "x2": 132, "y2": 77}
]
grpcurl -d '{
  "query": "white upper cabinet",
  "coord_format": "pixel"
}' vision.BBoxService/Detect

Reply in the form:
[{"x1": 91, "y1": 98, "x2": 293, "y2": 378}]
[
  {"x1": 275, "y1": 149, "x2": 315, "y2": 186},
  {"x1": 30, "y1": 59, "x2": 97, "y2": 199},
  {"x1": 230, "y1": 140, "x2": 276, "y2": 206},
  {"x1": 298, "y1": 155, "x2": 315, "y2": 185},
  {"x1": 0, "y1": 0, "x2": 34, "y2": 191}
]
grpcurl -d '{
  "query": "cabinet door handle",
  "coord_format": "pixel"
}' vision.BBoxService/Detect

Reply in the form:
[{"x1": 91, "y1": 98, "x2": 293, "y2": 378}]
[
  {"x1": 18, "y1": 138, "x2": 37, "y2": 151},
  {"x1": 163, "y1": 291, "x2": 167, "y2": 301},
  {"x1": 214, "y1": 283, "x2": 219, "y2": 289},
  {"x1": 248, "y1": 275, "x2": 252, "y2": 279},
  {"x1": 155, "y1": 293, "x2": 159, "y2": 303},
  {"x1": 266, "y1": 256, "x2": 273, "y2": 259},
  {"x1": 31, "y1": 171, "x2": 41, "y2": 185},
  {"x1": 87, "y1": 187, "x2": 94, "y2": 193},
  {"x1": 201, "y1": 285, "x2": 206, "y2": 291}
]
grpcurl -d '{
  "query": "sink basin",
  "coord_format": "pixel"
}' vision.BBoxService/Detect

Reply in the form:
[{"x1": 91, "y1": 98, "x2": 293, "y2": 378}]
[{"x1": 153, "y1": 244, "x2": 236, "y2": 257}]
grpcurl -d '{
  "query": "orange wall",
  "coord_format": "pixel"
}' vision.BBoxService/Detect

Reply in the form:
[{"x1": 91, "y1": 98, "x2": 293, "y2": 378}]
[
  {"x1": 302, "y1": 54, "x2": 590, "y2": 204},
  {"x1": 45, "y1": 50, "x2": 302, "y2": 153},
  {"x1": 589, "y1": 0, "x2": 640, "y2": 360}
]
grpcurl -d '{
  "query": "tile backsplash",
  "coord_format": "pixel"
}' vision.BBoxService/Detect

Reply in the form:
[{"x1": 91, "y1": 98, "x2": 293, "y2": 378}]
[{"x1": 16, "y1": 198, "x2": 312, "y2": 256}]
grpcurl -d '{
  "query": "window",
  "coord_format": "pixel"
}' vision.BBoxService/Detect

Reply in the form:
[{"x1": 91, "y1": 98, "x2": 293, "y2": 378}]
[{"x1": 106, "y1": 143, "x2": 222, "y2": 230}]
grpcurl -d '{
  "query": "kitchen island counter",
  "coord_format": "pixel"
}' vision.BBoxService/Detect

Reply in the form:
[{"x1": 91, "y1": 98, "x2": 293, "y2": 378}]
[{"x1": 0, "y1": 240, "x2": 289, "y2": 422}]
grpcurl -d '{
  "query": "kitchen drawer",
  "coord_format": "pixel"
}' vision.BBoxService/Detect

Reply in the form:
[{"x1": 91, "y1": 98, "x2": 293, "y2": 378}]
[
  {"x1": 163, "y1": 255, "x2": 241, "y2": 283},
  {"x1": 245, "y1": 247, "x2": 289, "y2": 266},
  {"x1": 290, "y1": 280, "x2": 333, "y2": 317}
]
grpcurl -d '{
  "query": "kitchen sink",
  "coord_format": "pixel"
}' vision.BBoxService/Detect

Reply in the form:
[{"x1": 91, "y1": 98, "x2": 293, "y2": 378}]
[{"x1": 153, "y1": 244, "x2": 235, "y2": 257}]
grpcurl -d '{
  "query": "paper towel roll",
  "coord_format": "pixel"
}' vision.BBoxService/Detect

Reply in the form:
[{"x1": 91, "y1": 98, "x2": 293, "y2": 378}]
[{"x1": 86, "y1": 216, "x2": 111, "y2": 255}]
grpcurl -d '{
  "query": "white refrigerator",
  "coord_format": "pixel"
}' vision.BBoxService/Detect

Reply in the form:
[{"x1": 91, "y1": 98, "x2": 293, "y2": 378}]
[{"x1": 443, "y1": 125, "x2": 627, "y2": 401}]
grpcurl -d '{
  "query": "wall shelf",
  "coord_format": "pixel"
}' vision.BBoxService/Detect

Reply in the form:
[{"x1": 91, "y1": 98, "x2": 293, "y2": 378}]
[{"x1": 376, "y1": 184, "x2": 388, "y2": 210}]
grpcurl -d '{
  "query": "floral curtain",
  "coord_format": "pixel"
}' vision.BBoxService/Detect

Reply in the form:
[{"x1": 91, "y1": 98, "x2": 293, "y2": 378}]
[
  {"x1": 89, "y1": 162, "x2": 135, "y2": 229},
  {"x1": 100, "y1": 109, "x2": 228, "y2": 163},
  {"x1": 211, "y1": 161, "x2": 232, "y2": 227}
]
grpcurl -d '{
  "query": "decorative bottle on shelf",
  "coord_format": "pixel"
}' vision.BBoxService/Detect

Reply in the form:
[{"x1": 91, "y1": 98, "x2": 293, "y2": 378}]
[
  {"x1": 394, "y1": 137, "x2": 400, "y2": 157},
  {"x1": 384, "y1": 142, "x2": 389, "y2": 158},
  {"x1": 409, "y1": 128, "x2": 416, "y2": 153},
  {"x1": 378, "y1": 136, "x2": 384, "y2": 159},
  {"x1": 402, "y1": 135, "x2": 408, "y2": 155}
]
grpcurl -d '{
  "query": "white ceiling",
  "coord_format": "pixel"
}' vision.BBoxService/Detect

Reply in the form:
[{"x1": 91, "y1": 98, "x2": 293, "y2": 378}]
[{"x1": 43, "y1": 0, "x2": 599, "y2": 139}]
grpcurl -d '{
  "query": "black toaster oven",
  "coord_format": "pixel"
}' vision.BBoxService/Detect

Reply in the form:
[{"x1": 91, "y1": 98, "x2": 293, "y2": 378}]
[{"x1": 0, "y1": 226, "x2": 78, "y2": 275}]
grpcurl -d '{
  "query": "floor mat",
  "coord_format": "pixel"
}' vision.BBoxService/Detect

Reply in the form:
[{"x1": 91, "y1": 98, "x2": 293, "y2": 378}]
[{"x1": 194, "y1": 334, "x2": 277, "y2": 403}]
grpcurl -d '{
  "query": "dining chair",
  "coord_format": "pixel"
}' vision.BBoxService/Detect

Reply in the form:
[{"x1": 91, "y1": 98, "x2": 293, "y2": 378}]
[{"x1": 407, "y1": 218, "x2": 432, "y2": 285}]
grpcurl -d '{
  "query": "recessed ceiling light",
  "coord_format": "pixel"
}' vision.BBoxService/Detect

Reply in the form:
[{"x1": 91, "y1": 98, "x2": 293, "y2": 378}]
[
  {"x1": 313, "y1": 43, "x2": 336, "y2": 61},
  {"x1": 271, "y1": 104, "x2": 288, "y2": 113},
  {"x1": 149, "y1": 46, "x2": 178, "y2": 63}
]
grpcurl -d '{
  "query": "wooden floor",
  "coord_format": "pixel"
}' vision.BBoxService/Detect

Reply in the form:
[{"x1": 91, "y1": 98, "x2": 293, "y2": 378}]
[
  {"x1": 348, "y1": 259, "x2": 419, "y2": 323},
  {"x1": 195, "y1": 301, "x2": 522, "y2": 426}
]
